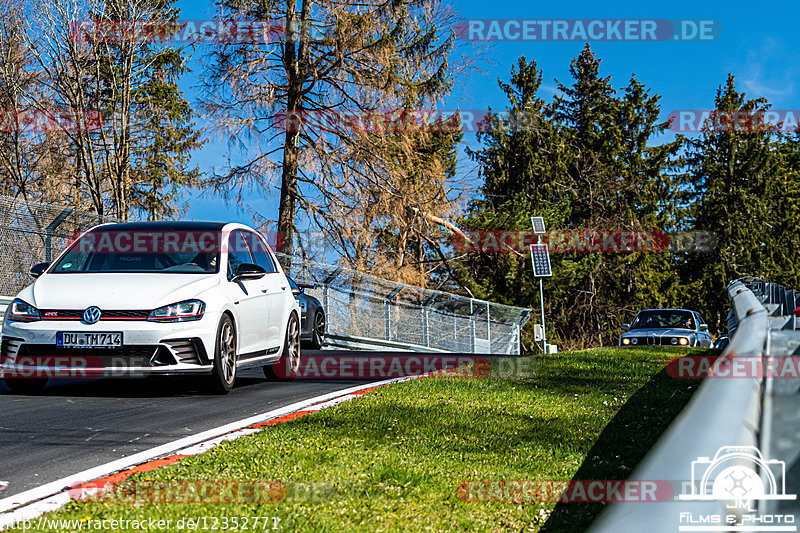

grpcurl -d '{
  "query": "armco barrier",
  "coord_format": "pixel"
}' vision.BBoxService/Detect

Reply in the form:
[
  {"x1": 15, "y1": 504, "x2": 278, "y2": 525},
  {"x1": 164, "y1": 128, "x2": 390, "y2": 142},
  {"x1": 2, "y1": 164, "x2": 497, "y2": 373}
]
[
  {"x1": 0, "y1": 296, "x2": 11, "y2": 321},
  {"x1": 589, "y1": 278, "x2": 769, "y2": 531}
]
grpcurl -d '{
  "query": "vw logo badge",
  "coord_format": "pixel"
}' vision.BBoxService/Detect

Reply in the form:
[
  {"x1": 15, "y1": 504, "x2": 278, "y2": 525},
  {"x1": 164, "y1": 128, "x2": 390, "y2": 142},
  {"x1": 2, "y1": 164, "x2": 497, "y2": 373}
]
[{"x1": 83, "y1": 306, "x2": 101, "y2": 324}]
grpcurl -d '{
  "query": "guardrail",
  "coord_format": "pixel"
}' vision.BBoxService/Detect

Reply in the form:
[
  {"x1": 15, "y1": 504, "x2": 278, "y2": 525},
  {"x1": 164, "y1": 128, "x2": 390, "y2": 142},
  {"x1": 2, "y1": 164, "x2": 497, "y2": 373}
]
[
  {"x1": 590, "y1": 278, "x2": 772, "y2": 531},
  {"x1": 323, "y1": 332, "x2": 449, "y2": 352},
  {"x1": 0, "y1": 296, "x2": 11, "y2": 321}
]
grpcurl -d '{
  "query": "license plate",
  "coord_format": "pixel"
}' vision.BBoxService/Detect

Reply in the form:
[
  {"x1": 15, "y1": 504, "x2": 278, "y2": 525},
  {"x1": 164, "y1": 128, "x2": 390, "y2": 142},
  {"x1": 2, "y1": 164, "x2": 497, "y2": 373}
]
[{"x1": 56, "y1": 332, "x2": 123, "y2": 348}]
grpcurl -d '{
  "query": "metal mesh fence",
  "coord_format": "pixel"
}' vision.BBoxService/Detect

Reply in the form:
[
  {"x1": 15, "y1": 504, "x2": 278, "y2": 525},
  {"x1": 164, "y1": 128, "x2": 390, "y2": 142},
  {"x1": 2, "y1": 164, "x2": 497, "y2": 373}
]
[
  {"x1": 279, "y1": 254, "x2": 530, "y2": 354},
  {"x1": 0, "y1": 194, "x2": 530, "y2": 354},
  {"x1": 0, "y1": 195, "x2": 120, "y2": 296}
]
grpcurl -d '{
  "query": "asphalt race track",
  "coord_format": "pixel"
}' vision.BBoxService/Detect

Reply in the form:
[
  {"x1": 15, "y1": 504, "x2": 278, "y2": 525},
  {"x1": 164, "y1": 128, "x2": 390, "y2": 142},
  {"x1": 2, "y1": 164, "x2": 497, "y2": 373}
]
[{"x1": 0, "y1": 350, "x2": 376, "y2": 499}]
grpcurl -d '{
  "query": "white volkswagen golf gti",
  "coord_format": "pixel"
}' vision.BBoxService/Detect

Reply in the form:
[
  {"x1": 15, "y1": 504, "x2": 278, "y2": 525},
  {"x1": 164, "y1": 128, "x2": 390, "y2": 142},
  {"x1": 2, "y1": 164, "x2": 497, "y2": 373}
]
[{"x1": 0, "y1": 221, "x2": 301, "y2": 394}]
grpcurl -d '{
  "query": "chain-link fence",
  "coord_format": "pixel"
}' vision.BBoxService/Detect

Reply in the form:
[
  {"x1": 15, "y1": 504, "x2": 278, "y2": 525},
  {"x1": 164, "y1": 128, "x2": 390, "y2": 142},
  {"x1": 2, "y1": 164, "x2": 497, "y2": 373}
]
[
  {"x1": 0, "y1": 194, "x2": 530, "y2": 354},
  {"x1": 0, "y1": 195, "x2": 120, "y2": 296},
  {"x1": 279, "y1": 255, "x2": 530, "y2": 354}
]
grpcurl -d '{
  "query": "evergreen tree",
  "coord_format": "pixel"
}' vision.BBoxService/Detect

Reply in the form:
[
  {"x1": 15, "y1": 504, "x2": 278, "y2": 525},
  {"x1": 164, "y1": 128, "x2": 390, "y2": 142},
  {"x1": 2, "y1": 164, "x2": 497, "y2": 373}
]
[
  {"x1": 461, "y1": 47, "x2": 684, "y2": 349},
  {"x1": 683, "y1": 75, "x2": 785, "y2": 329}
]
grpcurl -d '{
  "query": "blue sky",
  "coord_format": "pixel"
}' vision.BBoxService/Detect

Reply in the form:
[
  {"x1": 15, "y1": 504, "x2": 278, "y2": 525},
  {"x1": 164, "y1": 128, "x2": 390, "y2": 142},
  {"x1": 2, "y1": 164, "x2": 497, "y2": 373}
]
[{"x1": 174, "y1": 0, "x2": 800, "y2": 226}]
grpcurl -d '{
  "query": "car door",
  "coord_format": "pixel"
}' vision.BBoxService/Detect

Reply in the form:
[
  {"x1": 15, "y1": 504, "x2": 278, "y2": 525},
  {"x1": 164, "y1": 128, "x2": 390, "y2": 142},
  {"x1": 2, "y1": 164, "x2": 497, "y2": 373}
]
[
  {"x1": 695, "y1": 313, "x2": 713, "y2": 347},
  {"x1": 223, "y1": 229, "x2": 269, "y2": 357},
  {"x1": 243, "y1": 231, "x2": 286, "y2": 349}
]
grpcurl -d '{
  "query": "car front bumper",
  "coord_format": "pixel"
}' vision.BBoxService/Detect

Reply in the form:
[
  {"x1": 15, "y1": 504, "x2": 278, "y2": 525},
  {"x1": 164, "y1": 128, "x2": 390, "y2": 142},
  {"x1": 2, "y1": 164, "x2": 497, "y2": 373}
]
[
  {"x1": 619, "y1": 335, "x2": 694, "y2": 347},
  {"x1": 1, "y1": 318, "x2": 216, "y2": 378}
]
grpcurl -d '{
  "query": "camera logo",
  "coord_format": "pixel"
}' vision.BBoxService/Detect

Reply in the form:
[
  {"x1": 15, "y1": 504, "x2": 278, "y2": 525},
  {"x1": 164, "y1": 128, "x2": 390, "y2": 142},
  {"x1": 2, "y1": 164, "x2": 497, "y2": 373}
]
[{"x1": 679, "y1": 446, "x2": 795, "y2": 501}]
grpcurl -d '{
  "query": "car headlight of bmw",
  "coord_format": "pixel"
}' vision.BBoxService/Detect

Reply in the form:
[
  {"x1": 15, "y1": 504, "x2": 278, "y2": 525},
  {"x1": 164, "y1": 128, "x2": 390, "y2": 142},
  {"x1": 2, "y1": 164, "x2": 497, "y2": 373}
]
[
  {"x1": 147, "y1": 300, "x2": 205, "y2": 322},
  {"x1": 621, "y1": 338, "x2": 630, "y2": 345},
  {"x1": 7, "y1": 298, "x2": 41, "y2": 322},
  {"x1": 679, "y1": 337, "x2": 689, "y2": 346}
]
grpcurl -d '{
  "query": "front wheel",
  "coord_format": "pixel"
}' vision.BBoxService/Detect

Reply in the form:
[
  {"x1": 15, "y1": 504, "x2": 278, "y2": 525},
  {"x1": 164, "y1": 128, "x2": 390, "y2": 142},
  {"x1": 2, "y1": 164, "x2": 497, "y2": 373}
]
[
  {"x1": 264, "y1": 313, "x2": 301, "y2": 381},
  {"x1": 208, "y1": 315, "x2": 237, "y2": 394}
]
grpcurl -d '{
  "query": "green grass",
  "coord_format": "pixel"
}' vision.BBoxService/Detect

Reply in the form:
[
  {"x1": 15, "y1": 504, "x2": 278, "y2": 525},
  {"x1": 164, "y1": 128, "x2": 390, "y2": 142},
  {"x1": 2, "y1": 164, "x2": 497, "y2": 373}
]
[{"x1": 15, "y1": 347, "x2": 711, "y2": 532}]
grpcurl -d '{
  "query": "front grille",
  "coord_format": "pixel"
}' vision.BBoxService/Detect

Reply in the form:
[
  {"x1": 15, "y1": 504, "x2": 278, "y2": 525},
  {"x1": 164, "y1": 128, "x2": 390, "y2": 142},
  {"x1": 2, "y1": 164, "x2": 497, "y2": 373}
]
[
  {"x1": 16, "y1": 344, "x2": 159, "y2": 367},
  {"x1": 629, "y1": 336, "x2": 683, "y2": 346},
  {"x1": 40, "y1": 310, "x2": 151, "y2": 321}
]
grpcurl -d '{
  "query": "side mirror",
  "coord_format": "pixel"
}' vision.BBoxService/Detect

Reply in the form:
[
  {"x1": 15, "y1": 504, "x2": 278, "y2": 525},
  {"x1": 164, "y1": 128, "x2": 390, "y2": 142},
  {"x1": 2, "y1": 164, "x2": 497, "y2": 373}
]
[
  {"x1": 231, "y1": 263, "x2": 266, "y2": 282},
  {"x1": 699, "y1": 324, "x2": 709, "y2": 332},
  {"x1": 291, "y1": 287, "x2": 302, "y2": 296},
  {"x1": 30, "y1": 262, "x2": 50, "y2": 279},
  {"x1": 622, "y1": 323, "x2": 630, "y2": 331}
]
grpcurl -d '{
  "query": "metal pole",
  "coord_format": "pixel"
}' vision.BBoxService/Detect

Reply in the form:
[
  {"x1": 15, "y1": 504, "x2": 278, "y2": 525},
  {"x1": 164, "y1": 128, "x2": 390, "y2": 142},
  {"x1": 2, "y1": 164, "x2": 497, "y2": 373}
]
[{"x1": 539, "y1": 277, "x2": 547, "y2": 353}]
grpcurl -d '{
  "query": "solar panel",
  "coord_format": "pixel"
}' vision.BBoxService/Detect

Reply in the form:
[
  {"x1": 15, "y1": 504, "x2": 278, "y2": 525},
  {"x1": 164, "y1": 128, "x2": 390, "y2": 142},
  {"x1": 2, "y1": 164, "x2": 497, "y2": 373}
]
[
  {"x1": 530, "y1": 244, "x2": 552, "y2": 277},
  {"x1": 530, "y1": 217, "x2": 546, "y2": 234}
]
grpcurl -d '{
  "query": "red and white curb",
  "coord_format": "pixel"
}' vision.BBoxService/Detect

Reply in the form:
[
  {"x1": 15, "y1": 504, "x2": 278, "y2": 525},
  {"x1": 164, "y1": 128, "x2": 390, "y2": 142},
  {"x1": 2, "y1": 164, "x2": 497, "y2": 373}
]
[{"x1": 0, "y1": 377, "x2": 411, "y2": 530}]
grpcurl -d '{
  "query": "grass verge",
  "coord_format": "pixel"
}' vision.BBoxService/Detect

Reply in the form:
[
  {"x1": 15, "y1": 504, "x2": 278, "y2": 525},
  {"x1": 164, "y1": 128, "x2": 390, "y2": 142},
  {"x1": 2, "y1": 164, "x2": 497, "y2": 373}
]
[{"x1": 13, "y1": 347, "x2": 711, "y2": 532}]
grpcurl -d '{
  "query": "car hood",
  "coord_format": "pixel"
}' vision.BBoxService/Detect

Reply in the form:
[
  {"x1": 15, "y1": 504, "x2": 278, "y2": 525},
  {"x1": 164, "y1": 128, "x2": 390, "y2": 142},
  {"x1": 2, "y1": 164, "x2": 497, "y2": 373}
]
[
  {"x1": 20, "y1": 273, "x2": 220, "y2": 310},
  {"x1": 622, "y1": 328, "x2": 696, "y2": 337}
]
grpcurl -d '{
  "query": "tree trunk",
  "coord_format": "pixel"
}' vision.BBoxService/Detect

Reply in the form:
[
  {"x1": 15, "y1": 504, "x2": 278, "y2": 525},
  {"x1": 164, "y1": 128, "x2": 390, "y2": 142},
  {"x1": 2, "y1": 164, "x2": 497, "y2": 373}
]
[{"x1": 277, "y1": 0, "x2": 308, "y2": 261}]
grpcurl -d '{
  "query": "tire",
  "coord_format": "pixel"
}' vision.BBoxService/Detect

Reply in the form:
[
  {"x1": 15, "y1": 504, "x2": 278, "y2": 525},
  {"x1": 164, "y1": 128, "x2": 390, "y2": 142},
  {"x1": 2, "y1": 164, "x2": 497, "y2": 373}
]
[
  {"x1": 4, "y1": 378, "x2": 48, "y2": 394},
  {"x1": 308, "y1": 310, "x2": 325, "y2": 350},
  {"x1": 208, "y1": 315, "x2": 237, "y2": 394},
  {"x1": 264, "y1": 312, "x2": 301, "y2": 381}
]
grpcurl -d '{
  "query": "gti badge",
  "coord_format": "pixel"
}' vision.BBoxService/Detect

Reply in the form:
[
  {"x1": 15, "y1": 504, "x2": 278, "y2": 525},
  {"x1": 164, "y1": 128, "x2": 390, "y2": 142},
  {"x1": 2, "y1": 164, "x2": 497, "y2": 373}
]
[{"x1": 83, "y1": 306, "x2": 101, "y2": 324}]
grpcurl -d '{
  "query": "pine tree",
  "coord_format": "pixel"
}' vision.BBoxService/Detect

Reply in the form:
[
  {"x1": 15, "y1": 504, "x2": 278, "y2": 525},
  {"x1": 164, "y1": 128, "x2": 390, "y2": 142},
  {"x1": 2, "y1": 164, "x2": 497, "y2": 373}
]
[
  {"x1": 684, "y1": 75, "x2": 784, "y2": 329},
  {"x1": 461, "y1": 47, "x2": 684, "y2": 350}
]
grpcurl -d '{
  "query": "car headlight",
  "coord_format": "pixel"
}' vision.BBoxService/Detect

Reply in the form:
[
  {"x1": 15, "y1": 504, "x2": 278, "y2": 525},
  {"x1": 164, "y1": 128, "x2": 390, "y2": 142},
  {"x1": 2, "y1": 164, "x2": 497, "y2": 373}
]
[
  {"x1": 671, "y1": 338, "x2": 678, "y2": 345},
  {"x1": 621, "y1": 338, "x2": 630, "y2": 345},
  {"x1": 147, "y1": 300, "x2": 205, "y2": 322},
  {"x1": 679, "y1": 338, "x2": 689, "y2": 346},
  {"x1": 631, "y1": 338, "x2": 638, "y2": 345},
  {"x1": 7, "y1": 299, "x2": 41, "y2": 322}
]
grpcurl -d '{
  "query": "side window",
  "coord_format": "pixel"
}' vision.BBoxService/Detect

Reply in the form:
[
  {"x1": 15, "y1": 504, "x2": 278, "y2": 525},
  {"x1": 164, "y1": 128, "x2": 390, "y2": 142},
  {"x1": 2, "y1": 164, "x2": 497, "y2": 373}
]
[
  {"x1": 227, "y1": 230, "x2": 253, "y2": 280},
  {"x1": 244, "y1": 232, "x2": 277, "y2": 274}
]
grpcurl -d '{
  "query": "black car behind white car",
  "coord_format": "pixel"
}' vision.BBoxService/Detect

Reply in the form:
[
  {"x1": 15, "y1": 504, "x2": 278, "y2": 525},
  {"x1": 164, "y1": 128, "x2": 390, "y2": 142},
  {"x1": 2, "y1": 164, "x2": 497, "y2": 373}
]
[
  {"x1": 619, "y1": 308, "x2": 714, "y2": 347},
  {"x1": 286, "y1": 276, "x2": 326, "y2": 349}
]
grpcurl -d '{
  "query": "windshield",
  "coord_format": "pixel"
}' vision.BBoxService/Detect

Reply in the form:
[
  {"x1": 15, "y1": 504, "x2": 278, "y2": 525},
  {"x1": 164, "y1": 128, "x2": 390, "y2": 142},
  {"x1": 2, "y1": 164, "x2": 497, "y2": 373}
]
[
  {"x1": 51, "y1": 230, "x2": 221, "y2": 274},
  {"x1": 630, "y1": 310, "x2": 695, "y2": 330}
]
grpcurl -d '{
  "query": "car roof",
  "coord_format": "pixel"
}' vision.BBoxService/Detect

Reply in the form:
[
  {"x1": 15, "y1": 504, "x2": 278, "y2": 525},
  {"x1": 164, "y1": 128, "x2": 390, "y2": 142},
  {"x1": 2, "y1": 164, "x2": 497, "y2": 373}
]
[
  {"x1": 637, "y1": 309, "x2": 697, "y2": 313},
  {"x1": 91, "y1": 221, "x2": 228, "y2": 232}
]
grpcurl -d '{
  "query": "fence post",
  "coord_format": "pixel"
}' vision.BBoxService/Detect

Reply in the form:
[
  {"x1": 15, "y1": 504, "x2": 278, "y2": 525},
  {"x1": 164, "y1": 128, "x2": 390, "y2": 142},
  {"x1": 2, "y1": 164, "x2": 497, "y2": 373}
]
[
  {"x1": 469, "y1": 300, "x2": 475, "y2": 353},
  {"x1": 421, "y1": 293, "x2": 438, "y2": 349},
  {"x1": 385, "y1": 285, "x2": 403, "y2": 341},
  {"x1": 44, "y1": 208, "x2": 74, "y2": 262}
]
